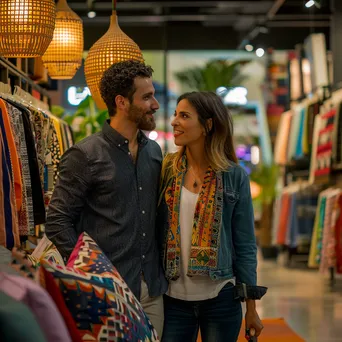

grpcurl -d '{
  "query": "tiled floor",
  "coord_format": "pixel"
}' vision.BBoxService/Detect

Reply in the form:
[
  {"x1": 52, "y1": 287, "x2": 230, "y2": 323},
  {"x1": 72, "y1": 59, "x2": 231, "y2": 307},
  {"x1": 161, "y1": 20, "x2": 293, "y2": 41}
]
[{"x1": 253, "y1": 256, "x2": 342, "y2": 342}]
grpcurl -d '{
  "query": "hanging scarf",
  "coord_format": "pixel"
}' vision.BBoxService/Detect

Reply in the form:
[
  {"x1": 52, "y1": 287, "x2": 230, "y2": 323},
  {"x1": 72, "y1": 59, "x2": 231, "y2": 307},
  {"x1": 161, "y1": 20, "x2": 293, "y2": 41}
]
[{"x1": 164, "y1": 154, "x2": 223, "y2": 280}]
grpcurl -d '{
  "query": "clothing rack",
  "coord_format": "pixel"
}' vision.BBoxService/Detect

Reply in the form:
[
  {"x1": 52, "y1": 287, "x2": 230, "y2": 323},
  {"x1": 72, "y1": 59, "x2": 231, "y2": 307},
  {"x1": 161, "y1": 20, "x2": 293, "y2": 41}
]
[
  {"x1": 0, "y1": 57, "x2": 51, "y2": 109},
  {"x1": 275, "y1": 85, "x2": 342, "y2": 289}
]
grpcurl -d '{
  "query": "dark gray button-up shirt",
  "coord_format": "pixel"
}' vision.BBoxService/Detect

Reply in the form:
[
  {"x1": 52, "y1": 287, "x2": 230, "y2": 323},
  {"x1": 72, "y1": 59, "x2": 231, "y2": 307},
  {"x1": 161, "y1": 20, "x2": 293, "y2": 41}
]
[{"x1": 45, "y1": 120, "x2": 168, "y2": 299}]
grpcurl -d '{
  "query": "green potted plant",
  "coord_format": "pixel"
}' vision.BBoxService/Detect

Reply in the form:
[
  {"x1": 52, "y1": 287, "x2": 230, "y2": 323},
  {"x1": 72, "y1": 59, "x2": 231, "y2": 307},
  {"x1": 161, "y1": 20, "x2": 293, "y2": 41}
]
[{"x1": 52, "y1": 95, "x2": 108, "y2": 143}]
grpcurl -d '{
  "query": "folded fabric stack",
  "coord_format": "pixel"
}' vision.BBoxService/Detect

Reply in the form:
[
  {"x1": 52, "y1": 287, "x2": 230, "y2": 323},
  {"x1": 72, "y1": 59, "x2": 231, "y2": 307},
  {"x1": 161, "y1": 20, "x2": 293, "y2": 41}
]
[{"x1": 0, "y1": 233, "x2": 159, "y2": 342}]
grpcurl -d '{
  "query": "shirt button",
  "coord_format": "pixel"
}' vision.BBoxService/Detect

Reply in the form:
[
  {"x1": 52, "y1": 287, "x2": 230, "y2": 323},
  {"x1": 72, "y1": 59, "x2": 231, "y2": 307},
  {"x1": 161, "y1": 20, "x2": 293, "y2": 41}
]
[
  {"x1": 118, "y1": 144, "x2": 121, "y2": 147},
  {"x1": 142, "y1": 210, "x2": 145, "y2": 214},
  {"x1": 142, "y1": 233, "x2": 146, "y2": 237},
  {"x1": 128, "y1": 152, "x2": 131, "y2": 155},
  {"x1": 139, "y1": 187, "x2": 142, "y2": 190},
  {"x1": 142, "y1": 255, "x2": 145, "y2": 259}
]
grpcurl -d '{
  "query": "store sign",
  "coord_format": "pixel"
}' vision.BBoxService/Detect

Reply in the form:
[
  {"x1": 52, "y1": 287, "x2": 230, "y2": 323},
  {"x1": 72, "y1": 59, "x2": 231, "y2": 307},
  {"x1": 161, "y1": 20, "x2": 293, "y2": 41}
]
[
  {"x1": 216, "y1": 86, "x2": 248, "y2": 105},
  {"x1": 67, "y1": 86, "x2": 91, "y2": 106}
]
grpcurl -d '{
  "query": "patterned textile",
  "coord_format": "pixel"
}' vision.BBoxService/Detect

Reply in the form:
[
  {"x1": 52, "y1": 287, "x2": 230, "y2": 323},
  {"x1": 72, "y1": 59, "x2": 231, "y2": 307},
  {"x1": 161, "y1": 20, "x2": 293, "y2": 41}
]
[
  {"x1": 163, "y1": 153, "x2": 223, "y2": 280},
  {"x1": 6, "y1": 102, "x2": 34, "y2": 236},
  {"x1": 39, "y1": 267, "x2": 82, "y2": 342},
  {"x1": 10, "y1": 247, "x2": 39, "y2": 282},
  {"x1": 50, "y1": 120, "x2": 61, "y2": 187},
  {"x1": 67, "y1": 232, "x2": 123, "y2": 277},
  {"x1": 42, "y1": 232, "x2": 159, "y2": 342},
  {"x1": 31, "y1": 109, "x2": 45, "y2": 189},
  {"x1": 20, "y1": 106, "x2": 46, "y2": 225},
  {"x1": 44, "y1": 119, "x2": 61, "y2": 206},
  {"x1": 319, "y1": 189, "x2": 342, "y2": 273},
  {"x1": 29, "y1": 235, "x2": 65, "y2": 267}
]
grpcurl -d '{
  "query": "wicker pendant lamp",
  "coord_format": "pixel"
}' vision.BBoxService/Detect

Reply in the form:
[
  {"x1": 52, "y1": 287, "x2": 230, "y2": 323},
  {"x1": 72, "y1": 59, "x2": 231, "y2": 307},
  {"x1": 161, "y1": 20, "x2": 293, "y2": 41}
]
[
  {"x1": 0, "y1": 0, "x2": 56, "y2": 58},
  {"x1": 84, "y1": 0, "x2": 144, "y2": 109},
  {"x1": 42, "y1": 0, "x2": 84, "y2": 79}
]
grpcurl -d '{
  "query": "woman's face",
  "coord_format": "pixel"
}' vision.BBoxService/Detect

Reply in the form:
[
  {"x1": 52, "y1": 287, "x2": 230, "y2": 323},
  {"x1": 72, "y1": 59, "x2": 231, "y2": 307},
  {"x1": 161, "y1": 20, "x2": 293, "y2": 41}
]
[{"x1": 171, "y1": 99, "x2": 206, "y2": 147}]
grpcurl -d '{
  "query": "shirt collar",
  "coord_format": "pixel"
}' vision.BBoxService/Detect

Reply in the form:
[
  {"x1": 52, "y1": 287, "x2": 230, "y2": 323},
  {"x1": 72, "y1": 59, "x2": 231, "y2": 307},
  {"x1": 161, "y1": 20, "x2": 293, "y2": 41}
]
[{"x1": 102, "y1": 120, "x2": 148, "y2": 147}]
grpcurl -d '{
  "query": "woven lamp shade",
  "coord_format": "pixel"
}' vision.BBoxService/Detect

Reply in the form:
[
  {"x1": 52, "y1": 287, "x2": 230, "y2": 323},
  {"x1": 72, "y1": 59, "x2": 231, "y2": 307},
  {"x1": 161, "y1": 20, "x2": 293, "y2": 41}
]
[
  {"x1": 0, "y1": 0, "x2": 56, "y2": 58},
  {"x1": 42, "y1": 0, "x2": 83, "y2": 79},
  {"x1": 84, "y1": 11, "x2": 144, "y2": 109}
]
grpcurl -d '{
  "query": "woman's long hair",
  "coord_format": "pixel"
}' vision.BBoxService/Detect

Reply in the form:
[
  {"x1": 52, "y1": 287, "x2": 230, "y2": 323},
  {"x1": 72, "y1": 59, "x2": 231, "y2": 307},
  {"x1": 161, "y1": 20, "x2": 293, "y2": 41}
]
[{"x1": 172, "y1": 91, "x2": 237, "y2": 173}]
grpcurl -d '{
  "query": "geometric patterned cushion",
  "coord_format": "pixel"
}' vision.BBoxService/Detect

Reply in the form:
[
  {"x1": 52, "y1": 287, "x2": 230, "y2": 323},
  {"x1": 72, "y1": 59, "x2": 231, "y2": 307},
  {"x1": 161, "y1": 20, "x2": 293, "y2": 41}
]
[
  {"x1": 40, "y1": 260, "x2": 159, "y2": 342},
  {"x1": 66, "y1": 233, "x2": 136, "y2": 300},
  {"x1": 42, "y1": 232, "x2": 159, "y2": 342},
  {"x1": 67, "y1": 232, "x2": 119, "y2": 276}
]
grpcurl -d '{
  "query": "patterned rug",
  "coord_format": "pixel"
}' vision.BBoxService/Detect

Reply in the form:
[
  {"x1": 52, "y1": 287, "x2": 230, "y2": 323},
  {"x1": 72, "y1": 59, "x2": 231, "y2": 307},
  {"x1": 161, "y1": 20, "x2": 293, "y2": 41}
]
[{"x1": 196, "y1": 318, "x2": 305, "y2": 342}]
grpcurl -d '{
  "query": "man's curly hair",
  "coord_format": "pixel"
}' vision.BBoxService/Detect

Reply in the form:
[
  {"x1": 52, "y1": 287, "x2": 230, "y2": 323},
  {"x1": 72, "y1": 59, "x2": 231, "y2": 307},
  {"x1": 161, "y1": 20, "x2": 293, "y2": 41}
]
[{"x1": 99, "y1": 60, "x2": 154, "y2": 117}]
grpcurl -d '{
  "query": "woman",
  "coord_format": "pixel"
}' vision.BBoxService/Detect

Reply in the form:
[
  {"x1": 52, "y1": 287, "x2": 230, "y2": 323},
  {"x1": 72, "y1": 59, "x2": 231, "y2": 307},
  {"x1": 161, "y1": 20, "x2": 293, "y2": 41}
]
[{"x1": 158, "y1": 92, "x2": 264, "y2": 342}]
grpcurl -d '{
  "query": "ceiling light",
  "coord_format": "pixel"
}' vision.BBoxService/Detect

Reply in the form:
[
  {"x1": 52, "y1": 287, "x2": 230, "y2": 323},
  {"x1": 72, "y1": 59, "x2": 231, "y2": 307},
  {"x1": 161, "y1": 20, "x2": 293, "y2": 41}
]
[
  {"x1": 256, "y1": 48, "x2": 265, "y2": 57},
  {"x1": 245, "y1": 44, "x2": 254, "y2": 52},
  {"x1": 0, "y1": 0, "x2": 56, "y2": 57},
  {"x1": 84, "y1": 1, "x2": 144, "y2": 109},
  {"x1": 305, "y1": 0, "x2": 315, "y2": 8},
  {"x1": 42, "y1": 0, "x2": 84, "y2": 79},
  {"x1": 88, "y1": 11, "x2": 96, "y2": 18}
]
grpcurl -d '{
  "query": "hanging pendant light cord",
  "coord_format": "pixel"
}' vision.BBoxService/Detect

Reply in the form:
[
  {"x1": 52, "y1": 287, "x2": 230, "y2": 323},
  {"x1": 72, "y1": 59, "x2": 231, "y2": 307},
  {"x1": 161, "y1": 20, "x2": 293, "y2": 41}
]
[{"x1": 112, "y1": 0, "x2": 117, "y2": 11}]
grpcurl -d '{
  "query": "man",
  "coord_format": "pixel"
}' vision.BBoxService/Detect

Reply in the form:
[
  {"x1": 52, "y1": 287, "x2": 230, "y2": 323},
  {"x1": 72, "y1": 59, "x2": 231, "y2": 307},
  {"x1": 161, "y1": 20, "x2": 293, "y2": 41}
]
[{"x1": 45, "y1": 60, "x2": 168, "y2": 337}]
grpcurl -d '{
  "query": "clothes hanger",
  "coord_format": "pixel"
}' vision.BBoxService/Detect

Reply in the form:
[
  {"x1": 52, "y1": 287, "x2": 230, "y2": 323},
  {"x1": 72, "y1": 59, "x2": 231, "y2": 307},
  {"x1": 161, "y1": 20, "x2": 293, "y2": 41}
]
[
  {"x1": 13, "y1": 85, "x2": 49, "y2": 112},
  {"x1": 0, "y1": 81, "x2": 17, "y2": 103}
]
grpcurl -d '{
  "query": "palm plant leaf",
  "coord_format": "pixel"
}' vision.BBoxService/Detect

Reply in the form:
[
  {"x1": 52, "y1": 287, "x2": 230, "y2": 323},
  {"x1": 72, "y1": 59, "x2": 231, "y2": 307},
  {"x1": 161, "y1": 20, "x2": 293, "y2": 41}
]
[{"x1": 174, "y1": 59, "x2": 250, "y2": 92}]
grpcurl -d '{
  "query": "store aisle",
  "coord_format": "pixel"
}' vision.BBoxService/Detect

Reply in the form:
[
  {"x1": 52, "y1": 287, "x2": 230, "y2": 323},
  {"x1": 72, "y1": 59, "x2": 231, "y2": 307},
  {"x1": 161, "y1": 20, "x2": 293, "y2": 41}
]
[{"x1": 254, "y1": 256, "x2": 342, "y2": 342}]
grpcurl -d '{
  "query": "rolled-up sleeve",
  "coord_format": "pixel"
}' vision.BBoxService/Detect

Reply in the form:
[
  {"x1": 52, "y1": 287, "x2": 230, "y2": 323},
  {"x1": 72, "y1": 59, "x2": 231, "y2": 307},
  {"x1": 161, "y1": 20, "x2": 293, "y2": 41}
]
[
  {"x1": 232, "y1": 172, "x2": 257, "y2": 286},
  {"x1": 45, "y1": 146, "x2": 92, "y2": 261}
]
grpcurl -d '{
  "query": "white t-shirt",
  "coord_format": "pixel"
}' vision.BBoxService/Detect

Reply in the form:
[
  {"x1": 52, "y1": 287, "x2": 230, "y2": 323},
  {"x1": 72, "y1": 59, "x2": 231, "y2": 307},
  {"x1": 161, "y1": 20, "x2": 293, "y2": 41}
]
[{"x1": 167, "y1": 186, "x2": 235, "y2": 301}]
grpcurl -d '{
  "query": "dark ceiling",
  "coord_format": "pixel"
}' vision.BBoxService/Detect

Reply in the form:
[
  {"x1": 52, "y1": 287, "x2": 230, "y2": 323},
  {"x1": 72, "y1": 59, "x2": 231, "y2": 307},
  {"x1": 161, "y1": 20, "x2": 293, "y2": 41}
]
[{"x1": 68, "y1": 0, "x2": 332, "y2": 51}]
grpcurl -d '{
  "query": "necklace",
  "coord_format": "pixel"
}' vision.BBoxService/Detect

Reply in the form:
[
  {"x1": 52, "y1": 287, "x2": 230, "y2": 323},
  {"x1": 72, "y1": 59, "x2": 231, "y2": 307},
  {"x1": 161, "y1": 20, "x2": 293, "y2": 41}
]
[{"x1": 189, "y1": 166, "x2": 200, "y2": 188}]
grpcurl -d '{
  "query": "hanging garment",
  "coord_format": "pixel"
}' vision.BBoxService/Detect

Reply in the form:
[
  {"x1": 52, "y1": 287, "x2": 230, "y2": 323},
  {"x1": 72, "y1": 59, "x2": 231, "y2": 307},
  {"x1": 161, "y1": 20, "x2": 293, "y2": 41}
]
[
  {"x1": 0, "y1": 99, "x2": 22, "y2": 210},
  {"x1": 286, "y1": 192, "x2": 299, "y2": 248},
  {"x1": 274, "y1": 111, "x2": 292, "y2": 165},
  {"x1": 335, "y1": 195, "x2": 342, "y2": 274},
  {"x1": 319, "y1": 189, "x2": 341, "y2": 273},
  {"x1": 20, "y1": 107, "x2": 46, "y2": 226},
  {"x1": 0, "y1": 273, "x2": 71, "y2": 342},
  {"x1": 31, "y1": 109, "x2": 47, "y2": 190},
  {"x1": 332, "y1": 102, "x2": 342, "y2": 168},
  {"x1": 287, "y1": 107, "x2": 303, "y2": 162},
  {"x1": 0, "y1": 291, "x2": 47, "y2": 342},
  {"x1": 294, "y1": 108, "x2": 306, "y2": 159},
  {"x1": 6, "y1": 102, "x2": 34, "y2": 236},
  {"x1": 277, "y1": 192, "x2": 291, "y2": 245},
  {"x1": 0, "y1": 122, "x2": 20, "y2": 248}
]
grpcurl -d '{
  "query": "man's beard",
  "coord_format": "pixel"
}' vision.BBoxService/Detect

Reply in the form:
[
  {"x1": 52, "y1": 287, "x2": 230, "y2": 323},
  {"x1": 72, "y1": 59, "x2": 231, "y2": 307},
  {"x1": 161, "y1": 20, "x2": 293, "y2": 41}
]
[{"x1": 127, "y1": 104, "x2": 156, "y2": 131}]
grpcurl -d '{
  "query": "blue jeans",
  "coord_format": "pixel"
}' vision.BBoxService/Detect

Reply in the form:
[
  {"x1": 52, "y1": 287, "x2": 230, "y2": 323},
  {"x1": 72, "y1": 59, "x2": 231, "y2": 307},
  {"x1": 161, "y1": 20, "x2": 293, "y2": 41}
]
[{"x1": 162, "y1": 283, "x2": 242, "y2": 342}]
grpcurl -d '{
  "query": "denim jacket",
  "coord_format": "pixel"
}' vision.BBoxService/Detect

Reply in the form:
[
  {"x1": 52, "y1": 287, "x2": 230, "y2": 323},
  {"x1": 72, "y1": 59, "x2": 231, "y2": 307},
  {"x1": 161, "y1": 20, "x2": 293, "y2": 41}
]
[{"x1": 157, "y1": 156, "x2": 257, "y2": 287}]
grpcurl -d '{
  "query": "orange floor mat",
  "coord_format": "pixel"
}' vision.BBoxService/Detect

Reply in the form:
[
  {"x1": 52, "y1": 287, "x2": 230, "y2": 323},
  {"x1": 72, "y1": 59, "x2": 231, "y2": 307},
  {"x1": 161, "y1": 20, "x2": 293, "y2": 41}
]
[{"x1": 196, "y1": 318, "x2": 305, "y2": 342}]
